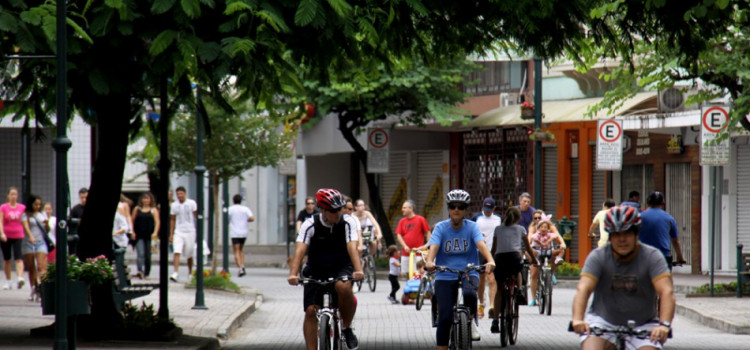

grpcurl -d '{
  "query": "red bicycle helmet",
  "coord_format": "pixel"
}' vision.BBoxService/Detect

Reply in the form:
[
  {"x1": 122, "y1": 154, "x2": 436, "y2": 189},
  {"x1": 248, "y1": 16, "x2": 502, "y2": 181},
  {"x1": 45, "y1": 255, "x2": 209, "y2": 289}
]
[
  {"x1": 315, "y1": 188, "x2": 346, "y2": 211},
  {"x1": 603, "y1": 206, "x2": 641, "y2": 234}
]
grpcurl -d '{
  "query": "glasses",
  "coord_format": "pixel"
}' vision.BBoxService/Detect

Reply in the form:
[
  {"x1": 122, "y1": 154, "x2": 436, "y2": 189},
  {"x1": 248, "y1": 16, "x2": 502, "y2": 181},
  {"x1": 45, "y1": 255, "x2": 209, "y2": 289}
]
[
  {"x1": 448, "y1": 203, "x2": 468, "y2": 210},
  {"x1": 306, "y1": 202, "x2": 315, "y2": 205},
  {"x1": 533, "y1": 217, "x2": 541, "y2": 220},
  {"x1": 328, "y1": 207, "x2": 342, "y2": 213}
]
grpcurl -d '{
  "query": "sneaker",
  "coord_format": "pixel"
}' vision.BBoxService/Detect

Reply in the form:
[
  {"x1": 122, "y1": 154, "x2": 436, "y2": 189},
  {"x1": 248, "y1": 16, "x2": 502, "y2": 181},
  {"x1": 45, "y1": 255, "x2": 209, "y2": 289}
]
[
  {"x1": 555, "y1": 256, "x2": 564, "y2": 265},
  {"x1": 17, "y1": 277, "x2": 25, "y2": 289},
  {"x1": 478, "y1": 304, "x2": 485, "y2": 319},
  {"x1": 387, "y1": 295, "x2": 397, "y2": 304},
  {"x1": 471, "y1": 321, "x2": 480, "y2": 341},
  {"x1": 490, "y1": 319, "x2": 500, "y2": 334},
  {"x1": 238, "y1": 268, "x2": 246, "y2": 277},
  {"x1": 529, "y1": 299, "x2": 537, "y2": 307},
  {"x1": 552, "y1": 274, "x2": 558, "y2": 285},
  {"x1": 342, "y1": 327, "x2": 359, "y2": 350},
  {"x1": 169, "y1": 272, "x2": 179, "y2": 282},
  {"x1": 2, "y1": 281, "x2": 11, "y2": 290}
]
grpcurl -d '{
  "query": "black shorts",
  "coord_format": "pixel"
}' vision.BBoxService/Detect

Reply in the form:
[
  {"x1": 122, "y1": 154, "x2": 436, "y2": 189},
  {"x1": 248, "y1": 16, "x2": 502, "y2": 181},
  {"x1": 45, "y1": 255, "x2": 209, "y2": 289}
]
[
  {"x1": 302, "y1": 264, "x2": 354, "y2": 312},
  {"x1": 231, "y1": 237, "x2": 246, "y2": 246},
  {"x1": 1, "y1": 238, "x2": 23, "y2": 261},
  {"x1": 493, "y1": 252, "x2": 523, "y2": 283}
]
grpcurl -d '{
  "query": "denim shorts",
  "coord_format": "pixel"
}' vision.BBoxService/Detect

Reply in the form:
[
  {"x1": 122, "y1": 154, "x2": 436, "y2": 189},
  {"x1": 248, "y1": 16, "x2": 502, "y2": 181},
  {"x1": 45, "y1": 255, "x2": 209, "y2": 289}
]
[{"x1": 22, "y1": 239, "x2": 48, "y2": 255}]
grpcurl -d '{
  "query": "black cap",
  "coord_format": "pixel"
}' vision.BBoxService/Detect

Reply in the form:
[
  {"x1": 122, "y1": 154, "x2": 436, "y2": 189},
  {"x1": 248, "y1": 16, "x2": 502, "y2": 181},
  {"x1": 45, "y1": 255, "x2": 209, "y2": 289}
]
[{"x1": 482, "y1": 197, "x2": 495, "y2": 211}]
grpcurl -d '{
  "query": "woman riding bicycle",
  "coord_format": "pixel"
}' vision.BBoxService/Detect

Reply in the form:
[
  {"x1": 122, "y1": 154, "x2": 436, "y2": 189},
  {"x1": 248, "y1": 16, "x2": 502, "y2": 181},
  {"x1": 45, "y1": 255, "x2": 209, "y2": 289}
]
[
  {"x1": 424, "y1": 189, "x2": 495, "y2": 350},
  {"x1": 528, "y1": 214, "x2": 566, "y2": 306},
  {"x1": 489, "y1": 206, "x2": 538, "y2": 333}
]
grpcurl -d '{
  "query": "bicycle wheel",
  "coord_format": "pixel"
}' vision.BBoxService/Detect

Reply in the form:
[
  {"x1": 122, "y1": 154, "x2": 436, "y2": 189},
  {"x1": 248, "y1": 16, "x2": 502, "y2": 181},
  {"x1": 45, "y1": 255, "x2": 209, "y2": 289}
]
[
  {"x1": 457, "y1": 310, "x2": 471, "y2": 350},
  {"x1": 416, "y1": 277, "x2": 427, "y2": 311},
  {"x1": 536, "y1": 271, "x2": 545, "y2": 314},
  {"x1": 545, "y1": 272, "x2": 553, "y2": 316},
  {"x1": 508, "y1": 287, "x2": 519, "y2": 345},
  {"x1": 366, "y1": 256, "x2": 377, "y2": 292},
  {"x1": 431, "y1": 295, "x2": 439, "y2": 327},
  {"x1": 318, "y1": 314, "x2": 333, "y2": 350},
  {"x1": 500, "y1": 286, "x2": 509, "y2": 347}
]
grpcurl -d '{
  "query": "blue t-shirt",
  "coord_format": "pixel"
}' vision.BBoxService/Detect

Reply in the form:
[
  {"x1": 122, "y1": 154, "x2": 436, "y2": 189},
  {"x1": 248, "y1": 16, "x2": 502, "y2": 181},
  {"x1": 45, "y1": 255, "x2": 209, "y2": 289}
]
[
  {"x1": 620, "y1": 200, "x2": 642, "y2": 211},
  {"x1": 428, "y1": 219, "x2": 484, "y2": 281},
  {"x1": 516, "y1": 205, "x2": 536, "y2": 231},
  {"x1": 639, "y1": 208, "x2": 678, "y2": 257}
]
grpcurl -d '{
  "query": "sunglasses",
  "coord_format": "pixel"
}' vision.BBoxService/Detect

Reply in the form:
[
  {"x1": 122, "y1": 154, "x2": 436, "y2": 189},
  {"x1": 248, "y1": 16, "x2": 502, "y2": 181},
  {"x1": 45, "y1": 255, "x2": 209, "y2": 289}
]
[
  {"x1": 329, "y1": 207, "x2": 342, "y2": 213},
  {"x1": 533, "y1": 217, "x2": 541, "y2": 220},
  {"x1": 306, "y1": 202, "x2": 315, "y2": 205},
  {"x1": 448, "y1": 203, "x2": 468, "y2": 210}
]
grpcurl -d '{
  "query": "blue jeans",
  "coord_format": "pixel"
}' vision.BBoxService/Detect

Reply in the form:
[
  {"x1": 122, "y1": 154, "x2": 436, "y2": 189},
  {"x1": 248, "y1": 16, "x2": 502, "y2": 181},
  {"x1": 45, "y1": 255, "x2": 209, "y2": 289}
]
[
  {"x1": 434, "y1": 275, "x2": 478, "y2": 346},
  {"x1": 135, "y1": 238, "x2": 152, "y2": 276}
]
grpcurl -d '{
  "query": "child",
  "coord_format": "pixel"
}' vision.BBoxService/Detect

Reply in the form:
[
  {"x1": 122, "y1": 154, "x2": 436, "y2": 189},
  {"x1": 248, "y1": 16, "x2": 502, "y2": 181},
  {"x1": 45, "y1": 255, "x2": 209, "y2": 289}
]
[
  {"x1": 412, "y1": 260, "x2": 426, "y2": 281},
  {"x1": 386, "y1": 245, "x2": 400, "y2": 304},
  {"x1": 530, "y1": 217, "x2": 566, "y2": 265}
]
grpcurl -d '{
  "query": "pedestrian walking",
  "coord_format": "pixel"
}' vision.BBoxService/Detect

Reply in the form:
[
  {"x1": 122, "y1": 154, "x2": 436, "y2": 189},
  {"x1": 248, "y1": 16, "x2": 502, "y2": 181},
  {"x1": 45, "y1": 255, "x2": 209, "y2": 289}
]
[
  {"x1": 42, "y1": 203, "x2": 57, "y2": 263},
  {"x1": 229, "y1": 194, "x2": 255, "y2": 277},
  {"x1": 639, "y1": 191, "x2": 687, "y2": 270},
  {"x1": 21, "y1": 194, "x2": 48, "y2": 301},
  {"x1": 0, "y1": 187, "x2": 26, "y2": 290},
  {"x1": 70, "y1": 187, "x2": 88, "y2": 222},
  {"x1": 169, "y1": 186, "x2": 197, "y2": 282},
  {"x1": 386, "y1": 245, "x2": 401, "y2": 304},
  {"x1": 118, "y1": 193, "x2": 135, "y2": 245},
  {"x1": 471, "y1": 197, "x2": 501, "y2": 318},
  {"x1": 395, "y1": 199, "x2": 431, "y2": 277},
  {"x1": 132, "y1": 192, "x2": 160, "y2": 279}
]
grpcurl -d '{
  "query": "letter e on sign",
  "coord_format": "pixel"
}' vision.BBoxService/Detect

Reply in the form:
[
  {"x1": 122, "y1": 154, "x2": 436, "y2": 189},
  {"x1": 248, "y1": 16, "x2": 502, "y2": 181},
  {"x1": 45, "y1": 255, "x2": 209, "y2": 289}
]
[
  {"x1": 702, "y1": 106, "x2": 729, "y2": 133},
  {"x1": 368, "y1": 128, "x2": 389, "y2": 149},
  {"x1": 599, "y1": 120, "x2": 621, "y2": 142}
]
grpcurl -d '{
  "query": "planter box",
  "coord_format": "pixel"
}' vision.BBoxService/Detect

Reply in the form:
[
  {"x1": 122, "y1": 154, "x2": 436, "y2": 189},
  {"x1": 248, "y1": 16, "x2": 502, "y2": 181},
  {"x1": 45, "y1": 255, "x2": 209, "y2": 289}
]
[{"x1": 41, "y1": 281, "x2": 91, "y2": 315}]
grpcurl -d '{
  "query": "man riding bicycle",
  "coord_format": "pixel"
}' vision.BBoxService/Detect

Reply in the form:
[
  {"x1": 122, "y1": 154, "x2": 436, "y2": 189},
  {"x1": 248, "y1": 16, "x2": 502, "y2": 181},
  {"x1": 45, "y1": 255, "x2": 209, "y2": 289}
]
[
  {"x1": 287, "y1": 188, "x2": 364, "y2": 350},
  {"x1": 571, "y1": 206, "x2": 675, "y2": 350},
  {"x1": 424, "y1": 189, "x2": 495, "y2": 349}
]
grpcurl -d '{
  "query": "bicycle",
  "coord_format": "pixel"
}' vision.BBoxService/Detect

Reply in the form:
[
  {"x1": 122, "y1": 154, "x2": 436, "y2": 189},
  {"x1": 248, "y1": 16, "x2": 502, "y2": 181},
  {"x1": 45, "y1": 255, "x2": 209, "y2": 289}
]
[
  {"x1": 299, "y1": 276, "x2": 351, "y2": 350},
  {"x1": 497, "y1": 269, "x2": 520, "y2": 347},
  {"x1": 568, "y1": 319, "x2": 671, "y2": 350},
  {"x1": 433, "y1": 264, "x2": 486, "y2": 350},
  {"x1": 414, "y1": 250, "x2": 434, "y2": 311},
  {"x1": 535, "y1": 247, "x2": 554, "y2": 316},
  {"x1": 354, "y1": 233, "x2": 376, "y2": 293}
]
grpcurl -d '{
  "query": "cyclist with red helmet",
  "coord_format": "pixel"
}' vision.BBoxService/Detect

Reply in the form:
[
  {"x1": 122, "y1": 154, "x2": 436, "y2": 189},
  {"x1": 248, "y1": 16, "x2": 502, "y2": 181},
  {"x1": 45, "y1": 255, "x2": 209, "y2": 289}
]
[
  {"x1": 571, "y1": 206, "x2": 675, "y2": 349},
  {"x1": 288, "y1": 188, "x2": 364, "y2": 350}
]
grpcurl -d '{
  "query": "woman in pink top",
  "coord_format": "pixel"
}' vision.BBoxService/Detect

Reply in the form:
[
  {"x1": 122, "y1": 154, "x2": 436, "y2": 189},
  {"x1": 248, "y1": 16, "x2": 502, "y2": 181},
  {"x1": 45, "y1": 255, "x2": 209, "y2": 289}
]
[
  {"x1": 0, "y1": 187, "x2": 27, "y2": 290},
  {"x1": 528, "y1": 214, "x2": 566, "y2": 306}
]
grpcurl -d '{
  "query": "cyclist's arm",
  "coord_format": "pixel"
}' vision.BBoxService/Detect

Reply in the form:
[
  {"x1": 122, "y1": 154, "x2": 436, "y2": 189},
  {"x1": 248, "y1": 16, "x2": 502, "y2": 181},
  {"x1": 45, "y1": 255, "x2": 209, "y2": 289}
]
[
  {"x1": 571, "y1": 274, "x2": 596, "y2": 334},
  {"x1": 554, "y1": 233, "x2": 567, "y2": 250},
  {"x1": 521, "y1": 232, "x2": 538, "y2": 265},
  {"x1": 652, "y1": 273, "x2": 675, "y2": 343},
  {"x1": 424, "y1": 244, "x2": 439, "y2": 271},
  {"x1": 288, "y1": 242, "x2": 308, "y2": 278},
  {"x1": 477, "y1": 241, "x2": 495, "y2": 273},
  {"x1": 588, "y1": 220, "x2": 599, "y2": 238},
  {"x1": 365, "y1": 211, "x2": 383, "y2": 240},
  {"x1": 347, "y1": 240, "x2": 363, "y2": 279}
]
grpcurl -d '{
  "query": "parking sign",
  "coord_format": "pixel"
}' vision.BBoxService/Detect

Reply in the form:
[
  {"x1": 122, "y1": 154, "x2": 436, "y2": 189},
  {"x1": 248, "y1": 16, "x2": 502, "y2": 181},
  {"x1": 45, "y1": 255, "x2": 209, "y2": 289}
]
[{"x1": 596, "y1": 119, "x2": 623, "y2": 170}]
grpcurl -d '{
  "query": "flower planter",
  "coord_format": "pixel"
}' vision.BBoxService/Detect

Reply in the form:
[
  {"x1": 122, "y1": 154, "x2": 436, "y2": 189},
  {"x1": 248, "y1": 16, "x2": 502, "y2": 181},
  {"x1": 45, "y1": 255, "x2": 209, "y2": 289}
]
[
  {"x1": 521, "y1": 108, "x2": 535, "y2": 119},
  {"x1": 41, "y1": 281, "x2": 91, "y2": 315}
]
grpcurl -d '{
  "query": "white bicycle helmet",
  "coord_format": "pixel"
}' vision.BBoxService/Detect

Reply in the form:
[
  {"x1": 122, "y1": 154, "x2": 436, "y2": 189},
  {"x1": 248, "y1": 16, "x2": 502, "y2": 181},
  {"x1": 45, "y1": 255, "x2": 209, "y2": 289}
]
[{"x1": 445, "y1": 189, "x2": 471, "y2": 205}]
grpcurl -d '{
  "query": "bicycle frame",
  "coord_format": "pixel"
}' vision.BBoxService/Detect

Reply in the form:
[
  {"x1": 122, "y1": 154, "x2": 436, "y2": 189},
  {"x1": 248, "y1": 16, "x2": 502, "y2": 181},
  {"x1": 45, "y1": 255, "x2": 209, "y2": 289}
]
[
  {"x1": 300, "y1": 276, "x2": 350, "y2": 350},
  {"x1": 434, "y1": 264, "x2": 485, "y2": 349}
]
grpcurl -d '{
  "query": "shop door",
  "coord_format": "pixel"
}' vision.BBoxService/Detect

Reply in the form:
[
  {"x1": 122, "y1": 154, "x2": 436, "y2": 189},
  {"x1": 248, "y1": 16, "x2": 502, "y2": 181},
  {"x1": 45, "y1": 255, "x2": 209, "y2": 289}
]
[
  {"x1": 543, "y1": 146, "x2": 558, "y2": 218},
  {"x1": 737, "y1": 144, "x2": 750, "y2": 254},
  {"x1": 380, "y1": 152, "x2": 409, "y2": 231},
  {"x1": 621, "y1": 164, "x2": 654, "y2": 208},
  {"x1": 570, "y1": 158, "x2": 580, "y2": 263},
  {"x1": 666, "y1": 163, "x2": 692, "y2": 269}
]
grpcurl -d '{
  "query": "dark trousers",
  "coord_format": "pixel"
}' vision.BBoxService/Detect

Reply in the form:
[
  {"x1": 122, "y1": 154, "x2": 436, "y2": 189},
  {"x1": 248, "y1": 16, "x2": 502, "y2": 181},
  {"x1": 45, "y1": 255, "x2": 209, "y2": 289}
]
[
  {"x1": 388, "y1": 274, "x2": 400, "y2": 298},
  {"x1": 135, "y1": 238, "x2": 152, "y2": 276},
  {"x1": 434, "y1": 276, "x2": 478, "y2": 346}
]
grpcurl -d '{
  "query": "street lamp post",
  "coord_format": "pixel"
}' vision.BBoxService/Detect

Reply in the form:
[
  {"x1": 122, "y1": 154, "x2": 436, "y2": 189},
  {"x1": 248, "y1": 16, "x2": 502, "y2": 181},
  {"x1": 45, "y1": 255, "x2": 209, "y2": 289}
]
[
  {"x1": 533, "y1": 58, "x2": 543, "y2": 207},
  {"x1": 193, "y1": 91, "x2": 207, "y2": 310},
  {"x1": 222, "y1": 180, "x2": 229, "y2": 273}
]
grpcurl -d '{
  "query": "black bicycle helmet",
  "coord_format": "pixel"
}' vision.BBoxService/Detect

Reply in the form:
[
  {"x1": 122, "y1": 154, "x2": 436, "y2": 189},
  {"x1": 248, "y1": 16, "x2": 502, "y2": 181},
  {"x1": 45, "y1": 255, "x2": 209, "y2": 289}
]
[
  {"x1": 603, "y1": 206, "x2": 641, "y2": 234},
  {"x1": 445, "y1": 189, "x2": 470, "y2": 205},
  {"x1": 315, "y1": 188, "x2": 346, "y2": 211},
  {"x1": 647, "y1": 191, "x2": 665, "y2": 206}
]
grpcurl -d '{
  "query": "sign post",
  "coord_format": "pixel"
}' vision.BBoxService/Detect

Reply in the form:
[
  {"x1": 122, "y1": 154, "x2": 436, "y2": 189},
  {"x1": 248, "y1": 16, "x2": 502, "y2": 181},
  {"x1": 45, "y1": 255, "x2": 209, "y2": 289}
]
[
  {"x1": 596, "y1": 119, "x2": 623, "y2": 171},
  {"x1": 700, "y1": 106, "x2": 730, "y2": 166},
  {"x1": 367, "y1": 128, "x2": 390, "y2": 173}
]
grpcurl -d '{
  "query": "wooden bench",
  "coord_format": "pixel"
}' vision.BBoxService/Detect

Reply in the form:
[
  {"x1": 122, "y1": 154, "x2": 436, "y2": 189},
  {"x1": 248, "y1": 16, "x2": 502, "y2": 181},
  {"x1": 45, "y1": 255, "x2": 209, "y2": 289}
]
[{"x1": 112, "y1": 248, "x2": 158, "y2": 312}]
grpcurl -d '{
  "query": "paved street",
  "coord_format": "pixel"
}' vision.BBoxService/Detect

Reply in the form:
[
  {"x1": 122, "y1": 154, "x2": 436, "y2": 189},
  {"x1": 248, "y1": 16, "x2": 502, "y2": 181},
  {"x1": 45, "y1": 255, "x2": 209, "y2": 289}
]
[{"x1": 226, "y1": 267, "x2": 750, "y2": 350}]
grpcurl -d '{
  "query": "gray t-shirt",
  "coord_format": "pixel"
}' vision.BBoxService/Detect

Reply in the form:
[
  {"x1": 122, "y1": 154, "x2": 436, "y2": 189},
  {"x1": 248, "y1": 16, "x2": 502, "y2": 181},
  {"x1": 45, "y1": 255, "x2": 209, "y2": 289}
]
[
  {"x1": 493, "y1": 224, "x2": 526, "y2": 254},
  {"x1": 22, "y1": 212, "x2": 48, "y2": 242},
  {"x1": 582, "y1": 243, "x2": 670, "y2": 326}
]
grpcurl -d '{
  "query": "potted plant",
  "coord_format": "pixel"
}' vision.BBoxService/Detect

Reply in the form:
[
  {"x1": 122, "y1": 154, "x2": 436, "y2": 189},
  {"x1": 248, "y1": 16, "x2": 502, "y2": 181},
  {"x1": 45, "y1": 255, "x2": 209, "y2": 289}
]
[
  {"x1": 520, "y1": 101, "x2": 535, "y2": 119},
  {"x1": 41, "y1": 255, "x2": 115, "y2": 315},
  {"x1": 528, "y1": 128, "x2": 555, "y2": 142}
]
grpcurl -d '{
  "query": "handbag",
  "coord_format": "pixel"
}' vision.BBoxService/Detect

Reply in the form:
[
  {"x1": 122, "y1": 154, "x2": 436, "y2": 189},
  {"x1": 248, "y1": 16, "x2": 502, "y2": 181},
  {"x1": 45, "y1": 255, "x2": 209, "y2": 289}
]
[{"x1": 33, "y1": 217, "x2": 55, "y2": 252}]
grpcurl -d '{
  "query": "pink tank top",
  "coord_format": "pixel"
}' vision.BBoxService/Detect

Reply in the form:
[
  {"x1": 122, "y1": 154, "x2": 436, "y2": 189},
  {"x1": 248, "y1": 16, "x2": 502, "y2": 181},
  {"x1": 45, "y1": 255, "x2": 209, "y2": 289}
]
[{"x1": 1, "y1": 203, "x2": 27, "y2": 239}]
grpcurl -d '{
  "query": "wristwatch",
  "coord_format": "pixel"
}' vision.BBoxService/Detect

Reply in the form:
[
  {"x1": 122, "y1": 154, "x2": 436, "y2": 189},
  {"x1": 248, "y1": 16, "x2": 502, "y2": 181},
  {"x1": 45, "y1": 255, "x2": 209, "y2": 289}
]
[{"x1": 659, "y1": 320, "x2": 672, "y2": 329}]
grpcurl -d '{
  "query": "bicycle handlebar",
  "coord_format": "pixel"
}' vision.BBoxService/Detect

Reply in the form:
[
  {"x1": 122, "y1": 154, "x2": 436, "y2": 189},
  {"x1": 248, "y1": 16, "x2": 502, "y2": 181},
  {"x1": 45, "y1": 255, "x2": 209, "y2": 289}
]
[
  {"x1": 297, "y1": 275, "x2": 351, "y2": 286},
  {"x1": 567, "y1": 321, "x2": 671, "y2": 339},
  {"x1": 433, "y1": 264, "x2": 486, "y2": 274}
]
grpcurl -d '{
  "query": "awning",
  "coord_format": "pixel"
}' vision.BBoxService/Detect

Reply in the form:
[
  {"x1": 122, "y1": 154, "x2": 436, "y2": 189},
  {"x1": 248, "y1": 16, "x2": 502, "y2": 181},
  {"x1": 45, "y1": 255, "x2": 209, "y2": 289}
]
[{"x1": 468, "y1": 92, "x2": 657, "y2": 128}]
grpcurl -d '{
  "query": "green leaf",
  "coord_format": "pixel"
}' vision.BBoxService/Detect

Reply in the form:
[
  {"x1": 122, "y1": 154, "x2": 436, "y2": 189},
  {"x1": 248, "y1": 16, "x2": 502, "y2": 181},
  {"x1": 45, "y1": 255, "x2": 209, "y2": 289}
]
[
  {"x1": 181, "y1": 0, "x2": 201, "y2": 18},
  {"x1": 19, "y1": 11, "x2": 42, "y2": 26},
  {"x1": 221, "y1": 37, "x2": 256, "y2": 57},
  {"x1": 149, "y1": 30, "x2": 177, "y2": 56},
  {"x1": 104, "y1": 0, "x2": 124, "y2": 8},
  {"x1": 67, "y1": 18, "x2": 93, "y2": 44},
  {"x1": 716, "y1": 0, "x2": 729, "y2": 9},
  {"x1": 41, "y1": 14, "x2": 56, "y2": 41},
  {"x1": 197, "y1": 42, "x2": 222, "y2": 62},
  {"x1": 151, "y1": 0, "x2": 177, "y2": 14},
  {"x1": 89, "y1": 9, "x2": 114, "y2": 36},
  {"x1": 225, "y1": 1, "x2": 253, "y2": 15},
  {"x1": 88, "y1": 70, "x2": 110, "y2": 95},
  {"x1": 326, "y1": 0, "x2": 351, "y2": 17},
  {"x1": 257, "y1": 9, "x2": 290, "y2": 32},
  {"x1": 0, "y1": 12, "x2": 19, "y2": 32},
  {"x1": 294, "y1": 0, "x2": 318, "y2": 26}
]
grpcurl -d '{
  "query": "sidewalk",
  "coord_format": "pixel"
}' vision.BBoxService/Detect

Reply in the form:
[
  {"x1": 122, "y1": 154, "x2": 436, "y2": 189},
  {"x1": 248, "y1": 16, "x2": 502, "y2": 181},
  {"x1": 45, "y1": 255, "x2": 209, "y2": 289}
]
[{"x1": 0, "y1": 279, "x2": 262, "y2": 349}]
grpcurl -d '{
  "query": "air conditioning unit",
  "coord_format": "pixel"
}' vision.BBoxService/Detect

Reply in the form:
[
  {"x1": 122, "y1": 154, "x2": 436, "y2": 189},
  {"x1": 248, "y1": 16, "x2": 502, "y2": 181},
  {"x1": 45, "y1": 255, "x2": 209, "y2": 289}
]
[
  {"x1": 658, "y1": 88, "x2": 686, "y2": 112},
  {"x1": 500, "y1": 93, "x2": 510, "y2": 107}
]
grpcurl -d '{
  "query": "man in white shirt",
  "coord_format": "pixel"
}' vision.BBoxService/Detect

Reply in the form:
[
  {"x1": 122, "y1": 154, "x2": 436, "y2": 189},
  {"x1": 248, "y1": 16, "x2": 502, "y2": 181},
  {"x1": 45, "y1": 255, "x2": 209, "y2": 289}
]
[
  {"x1": 472, "y1": 197, "x2": 502, "y2": 318},
  {"x1": 229, "y1": 194, "x2": 255, "y2": 277},
  {"x1": 169, "y1": 186, "x2": 197, "y2": 282}
]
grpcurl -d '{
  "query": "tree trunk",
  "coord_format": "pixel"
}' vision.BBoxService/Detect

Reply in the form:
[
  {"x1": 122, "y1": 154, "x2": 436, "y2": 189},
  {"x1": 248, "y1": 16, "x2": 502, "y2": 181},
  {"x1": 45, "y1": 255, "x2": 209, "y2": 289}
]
[
  {"x1": 211, "y1": 174, "x2": 220, "y2": 274},
  {"x1": 337, "y1": 116, "x2": 395, "y2": 246},
  {"x1": 76, "y1": 93, "x2": 132, "y2": 337}
]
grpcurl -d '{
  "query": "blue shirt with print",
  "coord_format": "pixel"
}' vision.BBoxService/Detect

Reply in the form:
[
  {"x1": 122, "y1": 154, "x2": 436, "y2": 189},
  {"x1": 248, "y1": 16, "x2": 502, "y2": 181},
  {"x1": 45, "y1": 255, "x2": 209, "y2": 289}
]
[
  {"x1": 639, "y1": 207, "x2": 678, "y2": 258},
  {"x1": 429, "y1": 219, "x2": 484, "y2": 281}
]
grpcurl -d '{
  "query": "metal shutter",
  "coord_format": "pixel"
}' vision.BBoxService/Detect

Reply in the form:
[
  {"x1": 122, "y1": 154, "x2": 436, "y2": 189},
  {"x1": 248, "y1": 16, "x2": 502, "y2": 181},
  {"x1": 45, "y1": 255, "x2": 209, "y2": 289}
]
[
  {"x1": 570, "y1": 158, "x2": 580, "y2": 263},
  {"x1": 381, "y1": 152, "x2": 409, "y2": 231},
  {"x1": 591, "y1": 145, "x2": 605, "y2": 252},
  {"x1": 416, "y1": 151, "x2": 448, "y2": 228},
  {"x1": 666, "y1": 163, "x2": 692, "y2": 264},
  {"x1": 738, "y1": 144, "x2": 750, "y2": 254},
  {"x1": 543, "y1": 146, "x2": 558, "y2": 218}
]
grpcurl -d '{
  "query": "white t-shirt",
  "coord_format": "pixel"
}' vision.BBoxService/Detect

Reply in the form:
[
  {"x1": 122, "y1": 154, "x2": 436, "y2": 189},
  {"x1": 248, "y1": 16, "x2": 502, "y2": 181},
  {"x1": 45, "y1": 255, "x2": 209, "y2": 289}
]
[
  {"x1": 296, "y1": 214, "x2": 359, "y2": 245},
  {"x1": 113, "y1": 212, "x2": 130, "y2": 248},
  {"x1": 475, "y1": 213, "x2": 502, "y2": 245},
  {"x1": 171, "y1": 199, "x2": 197, "y2": 233},
  {"x1": 228, "y1": 204, "x2": 254, "y2": 238}
]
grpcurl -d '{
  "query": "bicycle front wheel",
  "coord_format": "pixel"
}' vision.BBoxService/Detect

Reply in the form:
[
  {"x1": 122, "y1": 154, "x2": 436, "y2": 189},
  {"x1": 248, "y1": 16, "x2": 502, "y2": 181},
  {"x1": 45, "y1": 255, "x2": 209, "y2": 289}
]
[
  {"x1": 500, "y1": 287, "x2": 509, "y2": 347},
  {"x1": 318, "y1": 314, "x2": 333, "y2": 350},
  {"x1": 416, "y1": 277, "x2": 428, "y2": 311},
  {"x1": 509, "y1": 288, "x2": 519, "y2": 345},
  {"x1": 536, "y1": 272, "x2": 545, "y2": 315},
  {"x1": 366, "y1": 256, "x2": 377, "y2": 291},
  {"x1": 456, "y1": 310, "x2": 471, "y2": 350},
  {"x1": 545, "y1": 272, "x2": 553, "y2": 316}
]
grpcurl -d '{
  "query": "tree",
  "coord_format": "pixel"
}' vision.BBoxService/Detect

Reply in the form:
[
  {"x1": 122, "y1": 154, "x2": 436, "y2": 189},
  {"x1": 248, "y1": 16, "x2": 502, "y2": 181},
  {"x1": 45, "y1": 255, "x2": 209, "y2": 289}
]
[{"x1": 300, "y1": 58, "x2": 477, "y2": 245}]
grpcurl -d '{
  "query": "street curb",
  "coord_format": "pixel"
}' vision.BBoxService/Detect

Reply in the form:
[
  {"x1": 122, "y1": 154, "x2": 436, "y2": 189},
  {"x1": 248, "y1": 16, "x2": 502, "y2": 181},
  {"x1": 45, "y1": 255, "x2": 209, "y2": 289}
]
[
  {"x1": 216, "y1": 288, "x2": 264, "y2": 340},
  {"x1": 675, "y1": 303, "x2": 750, "y2": 335}
]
